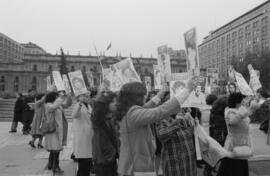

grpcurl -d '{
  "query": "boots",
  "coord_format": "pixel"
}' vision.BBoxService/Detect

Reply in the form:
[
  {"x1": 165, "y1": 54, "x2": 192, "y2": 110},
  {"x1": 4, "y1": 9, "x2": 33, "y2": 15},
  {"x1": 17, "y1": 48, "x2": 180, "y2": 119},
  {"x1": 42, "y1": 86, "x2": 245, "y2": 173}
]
[
  {"x1": 9, "y1": 122, "x2": 18, "y2": 133},
  {"x1": 46, "y1": 152, "x2": 53, "y2": 170},
  {"x1": 52, "y1": 151, "x2": 64, "y2": 174}
]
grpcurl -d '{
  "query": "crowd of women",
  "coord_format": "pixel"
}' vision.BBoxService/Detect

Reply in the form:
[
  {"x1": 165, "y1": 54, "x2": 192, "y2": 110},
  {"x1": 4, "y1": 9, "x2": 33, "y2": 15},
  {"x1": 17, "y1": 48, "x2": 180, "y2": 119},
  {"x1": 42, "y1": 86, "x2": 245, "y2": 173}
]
[{"x1": 9, "y1": 80, "x2": 270, "y2": 176}]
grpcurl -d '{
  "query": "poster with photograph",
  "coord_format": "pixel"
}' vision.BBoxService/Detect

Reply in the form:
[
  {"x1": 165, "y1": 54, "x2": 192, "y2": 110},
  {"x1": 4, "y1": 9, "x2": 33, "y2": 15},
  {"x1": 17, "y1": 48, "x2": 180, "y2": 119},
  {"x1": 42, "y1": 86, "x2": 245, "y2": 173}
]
[
  {"x1": 52, "y1": 71, "x2": 65, "y2": 91},
  {"x1": 248, "y1": 64, "x2": 262, "y2": 93},
  {"x1": 46, "y1": 76, "x2": 53, "y2": 91},
  {"x1": 110, "y1": 65, "x2": 124, "y2": 91},
  {"x1": 153, "y1": 65, "x2": 162, "y2": 89},
  {"x1": 112, "y1": 58, "x2": 141, "y2": 83},
  {"x1": 62, "y1": 74, "x2": 71, "y2": 94},
  {"x1": 207, "y1": 68, "x2": 219, "y2": 86},
  {"x1": 102, "y1": 68, "x2": 112, "y2": 89},
  {"x1": 68, "y1": 70, "x2": 88, "y2": 96},
  {"x1": 228, "y1": 65, "x2": 236, "y2": 83},
  {"x1": 170, "y1": 73, "x2": 206, "y2": 108},
  {"x1": 234, "y1": 71, "x2": 254, "y2": 96},
  {"x1": 157, "y1": 45, "x2": 171, "y2": 82},
  {"x1": 144, "y1": 76, "x2": 152, "y2": 92},
  {"x1": 184, "y1": 28, "x2": 199, "y2": 75},
  {"x1": 85, "y1": 71, "x2": 94, "y2": 87}
]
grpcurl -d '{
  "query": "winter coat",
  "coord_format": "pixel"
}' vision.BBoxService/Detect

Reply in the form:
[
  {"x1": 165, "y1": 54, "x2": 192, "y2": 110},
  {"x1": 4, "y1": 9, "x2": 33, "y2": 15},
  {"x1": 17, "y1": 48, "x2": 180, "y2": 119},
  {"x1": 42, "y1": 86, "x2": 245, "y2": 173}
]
[
  {"x1": 72, "y1": 103, "x2": 93, "y2": 158},
  {"x1": 30, "y1": 98, "x2": 45, "y2": 136},
  {"x1": 44, "y1": 97, "x2": 71, "y2": 151},
  {"x1": 21, "y1": 96, "x2": 35, "y2": 123},
  {"x1": 13, "y1": 97, "x2": 24, "y2": 122}
]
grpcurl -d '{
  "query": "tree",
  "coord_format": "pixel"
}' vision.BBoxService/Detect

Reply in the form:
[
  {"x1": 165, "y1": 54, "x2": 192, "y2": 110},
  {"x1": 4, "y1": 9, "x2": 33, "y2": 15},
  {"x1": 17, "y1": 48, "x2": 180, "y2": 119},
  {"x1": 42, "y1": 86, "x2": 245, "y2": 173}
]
[{"x1": 59, "y1": 48, "x2": 68, "y2": 75}]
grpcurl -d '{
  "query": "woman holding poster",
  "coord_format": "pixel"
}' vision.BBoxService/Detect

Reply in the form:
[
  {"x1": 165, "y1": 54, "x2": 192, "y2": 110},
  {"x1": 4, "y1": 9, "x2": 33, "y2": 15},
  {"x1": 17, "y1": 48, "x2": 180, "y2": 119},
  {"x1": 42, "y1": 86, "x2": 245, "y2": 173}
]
[{"x1": 116, "y1": 81, "x2": 194, "y2": 176}]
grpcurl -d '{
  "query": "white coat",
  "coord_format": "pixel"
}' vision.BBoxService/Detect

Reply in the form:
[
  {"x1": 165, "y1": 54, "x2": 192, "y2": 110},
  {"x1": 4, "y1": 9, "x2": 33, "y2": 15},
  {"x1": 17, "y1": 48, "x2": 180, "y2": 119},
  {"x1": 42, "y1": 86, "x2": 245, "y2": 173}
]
[{"x1": 72, "y1": 103, "x2": 93, "y2": 158}]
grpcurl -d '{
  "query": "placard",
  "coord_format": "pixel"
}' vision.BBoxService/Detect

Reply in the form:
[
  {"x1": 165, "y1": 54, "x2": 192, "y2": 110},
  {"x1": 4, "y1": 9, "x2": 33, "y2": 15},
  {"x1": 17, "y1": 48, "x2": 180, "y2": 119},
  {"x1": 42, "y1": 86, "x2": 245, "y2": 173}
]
[
  {"x1": 68, "y1": 70, "x2": 88, "y2": 96},
  {"x1": 248, "y1": 64, "x2": 262, "y2": 93},
  {"x1": 157, "y1": 45, "x2": 171, "y2": 82},
  {"x1": 110, "y1": 65, "x2": 124, "y2": 91},
  {"x1": 52, "y1": 71, "x2": 65, "y2": 91},
  {"x1": 234, "y1": 71, "x2": 254, "y2": 96},
  {"x1": 85, "y1": 71, "x2": 94, "y2": 87},
  {"x1": 184, "y1": 28, "x2": 199, "y2": 75},
  {"x1": 62, "y1": 74, "x2": 71, "y2": 94},
  {"x1": 46, "y1": 76, "x2": 53, "y2": 91},
  {"x1": 153, "y1": 65, "x2": 162, "y2": 89},
  {"x1": 144, "y1": 76, "x2": 152, "y2": 92}
]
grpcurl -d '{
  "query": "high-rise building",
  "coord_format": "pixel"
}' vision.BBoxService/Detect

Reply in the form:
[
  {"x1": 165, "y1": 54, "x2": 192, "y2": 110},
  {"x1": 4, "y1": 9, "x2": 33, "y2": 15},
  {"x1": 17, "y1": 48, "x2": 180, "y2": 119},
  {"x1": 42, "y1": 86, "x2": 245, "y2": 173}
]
[
  {"x1": 0, "y1": 32, "x2": 24, "y2": 63},
  {"x1": 198, "y1": 0, "x2": 270, "y2": 79}
]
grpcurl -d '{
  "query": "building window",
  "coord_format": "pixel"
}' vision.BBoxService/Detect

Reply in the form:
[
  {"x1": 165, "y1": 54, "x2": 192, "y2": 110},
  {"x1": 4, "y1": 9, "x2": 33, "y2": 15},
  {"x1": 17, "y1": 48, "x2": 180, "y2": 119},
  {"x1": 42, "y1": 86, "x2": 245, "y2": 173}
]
[
  {"x1": 71, "y1": 65, "x2": 75, "y2": 71},
  {"x1": 32, "y1": 76, "x2": 37, "y2": 84},
  {"x1": 14, "y1": 84, "x2": 19, "y2": 92},
  {"x1": 0, "y1": 76, "x2": 5, "y2": 83},
  {"x1": 14, "y1": 76, "x2": 19, "y2": 83},
  {"x1": 48, "y1": 65, "x2": 53, "y2": 72},
  {"x1": 33, "y1": 64, "x2": 37, "y2": 71},
  {"x1": 0, "y1": 85, "x2": 5, "y2": 91}
]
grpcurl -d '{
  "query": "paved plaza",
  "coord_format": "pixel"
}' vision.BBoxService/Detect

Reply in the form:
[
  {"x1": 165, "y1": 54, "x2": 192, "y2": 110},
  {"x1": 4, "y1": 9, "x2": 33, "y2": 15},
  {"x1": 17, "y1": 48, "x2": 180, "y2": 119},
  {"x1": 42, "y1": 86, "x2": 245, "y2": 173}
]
[{"x1": 0, "y1": 122, "x2": 270, "y2": 176}]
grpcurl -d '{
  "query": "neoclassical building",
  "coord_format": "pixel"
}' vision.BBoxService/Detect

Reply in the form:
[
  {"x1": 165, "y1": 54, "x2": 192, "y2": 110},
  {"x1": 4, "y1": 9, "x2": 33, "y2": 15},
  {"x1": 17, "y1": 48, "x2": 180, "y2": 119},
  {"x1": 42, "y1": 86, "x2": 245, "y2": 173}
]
[{"x1": 0, "y1": 41, "x2": 186, "y2": 97}]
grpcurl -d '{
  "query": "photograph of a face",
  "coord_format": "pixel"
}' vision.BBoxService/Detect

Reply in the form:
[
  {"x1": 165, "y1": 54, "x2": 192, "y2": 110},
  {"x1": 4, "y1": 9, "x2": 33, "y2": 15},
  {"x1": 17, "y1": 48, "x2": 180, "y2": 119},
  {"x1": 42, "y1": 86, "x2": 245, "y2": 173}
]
[{"x1": 68, "y1": 70, "x2": 88, "y2": 96}]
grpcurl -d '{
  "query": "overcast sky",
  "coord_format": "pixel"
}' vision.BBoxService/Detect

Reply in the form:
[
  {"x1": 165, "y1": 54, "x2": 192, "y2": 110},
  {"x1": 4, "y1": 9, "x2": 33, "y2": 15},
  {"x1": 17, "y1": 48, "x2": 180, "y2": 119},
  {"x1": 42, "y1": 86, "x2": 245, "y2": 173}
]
[{"x1": 0, "y1": 0, "x2": 265, "y2": 57}]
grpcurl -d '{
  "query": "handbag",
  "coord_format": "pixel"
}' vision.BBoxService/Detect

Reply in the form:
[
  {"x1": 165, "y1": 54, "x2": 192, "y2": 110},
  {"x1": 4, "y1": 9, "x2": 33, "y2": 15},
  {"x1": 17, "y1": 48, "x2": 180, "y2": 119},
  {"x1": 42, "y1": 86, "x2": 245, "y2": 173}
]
[
  {"x1": 259, "y1": 119, "x2": 269, "y2": 134},
  {"x1": 125, "y1": 116, "x2": 155, "y2": 172},
  {"x1": 40, "y1": 111, "x2": 56, "y2": 134}
]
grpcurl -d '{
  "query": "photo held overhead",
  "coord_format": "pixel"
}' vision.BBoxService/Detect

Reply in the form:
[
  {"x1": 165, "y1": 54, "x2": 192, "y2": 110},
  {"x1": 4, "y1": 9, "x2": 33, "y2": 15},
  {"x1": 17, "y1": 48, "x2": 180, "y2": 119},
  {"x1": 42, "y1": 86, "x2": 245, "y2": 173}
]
[
  {"x1": 68, "y1": 70, "x2": 88, "y2": 96},
  {"x1": 52, "y1": 71, "x2": 65, "y2": 91}
]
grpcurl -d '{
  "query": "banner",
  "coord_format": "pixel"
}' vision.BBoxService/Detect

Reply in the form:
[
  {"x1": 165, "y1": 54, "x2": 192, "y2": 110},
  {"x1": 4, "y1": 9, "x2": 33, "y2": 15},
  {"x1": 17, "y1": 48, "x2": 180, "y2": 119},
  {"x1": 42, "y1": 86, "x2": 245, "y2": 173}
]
[
  {"x1": 52, "y1": 71, "x2": 65, "y2": 91},
  {"x1": 85, "y1": 71, "x2": 94, "y2": 87},
  {"x1": 157, "y1": 45, "x2": 171, "y2": 82},
  {"x1": 68, "y1": 70, "x2": 88, "y2": 96},
  {"x1": 234, "y1": 71, "x2": 254, "y2": 96},
  {"x1": 112, "y1": 58, "x2": 141, "y2": 83},
  {"x1": 144, "y1": 76, "x2": 152, "y2": 92},
  {"x1": 184, "y1": 28, "x2": 199, "y2": 75},
  {"x1": 62, "y1": 74, "x2": 72, "y2": 94},
  {"x1": 153, "y1": 65, "x2": 162, "y2": 89},
  {"x1": 248, "y1": 64, "x2": 262, "y2": 93},
  {"x1": 46, "y1": 76, "x2": 53, "y2": 91}
]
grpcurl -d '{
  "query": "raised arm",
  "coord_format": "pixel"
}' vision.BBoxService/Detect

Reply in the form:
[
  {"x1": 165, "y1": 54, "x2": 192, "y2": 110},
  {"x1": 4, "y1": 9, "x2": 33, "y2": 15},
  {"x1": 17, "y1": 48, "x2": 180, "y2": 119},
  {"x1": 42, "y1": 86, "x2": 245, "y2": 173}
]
[
  {"x1": 156, "y1": 120, "x2": 181, "y2": 142},
  {"x1": 225, "y1": 107, "x2": 249, "y2": 125},
  {"x1": 46, "y1": 97, "x2": 64, "y2": 113},
  {"x1": 128, "y1": 89, "x2": 191, "y2": 127}
]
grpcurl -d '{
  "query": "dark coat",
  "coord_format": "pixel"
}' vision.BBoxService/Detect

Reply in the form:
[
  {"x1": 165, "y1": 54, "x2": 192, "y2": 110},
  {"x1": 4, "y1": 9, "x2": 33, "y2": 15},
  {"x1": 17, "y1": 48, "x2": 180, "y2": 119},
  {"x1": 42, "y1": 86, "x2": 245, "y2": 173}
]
[
  {"x1": 13, "y1": 97, "x2": 24, "y2": 122},
  {"x1": 21, "y1": 96, "x2": 35, "y2": 123},
  {"x1": 91, "y1": 94, "x2": 118, "y2": 165}
]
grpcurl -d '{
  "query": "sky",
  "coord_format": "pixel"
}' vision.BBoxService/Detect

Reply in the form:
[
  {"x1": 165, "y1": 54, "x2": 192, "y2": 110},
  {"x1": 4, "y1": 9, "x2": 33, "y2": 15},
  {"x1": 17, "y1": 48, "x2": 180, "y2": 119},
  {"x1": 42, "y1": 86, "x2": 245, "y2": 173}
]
[{"x1": 0, "y1": 0, "x2": 266, "y2": 57}]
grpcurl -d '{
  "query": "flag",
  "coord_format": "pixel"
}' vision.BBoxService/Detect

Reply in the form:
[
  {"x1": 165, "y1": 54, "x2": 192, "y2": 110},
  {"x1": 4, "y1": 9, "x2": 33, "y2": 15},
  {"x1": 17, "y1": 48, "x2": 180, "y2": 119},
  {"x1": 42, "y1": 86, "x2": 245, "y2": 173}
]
[{"x1": 106, "y1": 42, "x2": 112, "y2": 50}]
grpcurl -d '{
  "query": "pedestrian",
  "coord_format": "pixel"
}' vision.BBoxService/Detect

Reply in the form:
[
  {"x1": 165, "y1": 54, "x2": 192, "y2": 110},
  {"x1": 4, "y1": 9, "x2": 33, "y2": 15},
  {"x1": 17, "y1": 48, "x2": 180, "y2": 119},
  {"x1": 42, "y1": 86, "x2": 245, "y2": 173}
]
[
  {"x1": 44, "y1": 91, "x2": 72, "y2": 174},
  {"x1": 155, "y1": 112, "x2": 197, "y2": 176},
  {"x1": 91, "y1": 90, "x2": 118, "y2": 176},
  {"x1": 29, "y1": 93, "x2": 46, "y2": 149},
  {"x1": 21, "y1": 89, "x2": 36, "y2": 135},
  {"x1": 217, "y1": 92, "x2": 258, "y2": 176},
  {"x1": 227, "y1": 82, "x2": 237, "y2": 95},
  {"x1": 116, "y1": 81, "x2": 194, "y2": 176},
  {"x1": 71, "y1": 92, "x2": 94, "y2": 176},
  {"x1": 9, "y1": 93, "x2": 24, "y2": 133}
]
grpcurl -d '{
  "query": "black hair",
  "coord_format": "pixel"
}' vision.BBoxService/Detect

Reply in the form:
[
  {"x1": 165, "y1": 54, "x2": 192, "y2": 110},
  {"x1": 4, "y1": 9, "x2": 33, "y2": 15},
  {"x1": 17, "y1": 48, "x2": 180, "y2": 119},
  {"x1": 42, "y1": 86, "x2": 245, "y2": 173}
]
[
  {"x1": 116, "y1": 82, "x2": 147, "y2": 120},
  {"x1": 190, "y1": 107, "x2": 202, "y2": 122},
  {"x1": 211, "y1": 96, "x2": 228, "y2": 115},
  {"x1": 45, "y1": 92, "x2": 59, "y2": 103},
  {"x1": 36, "y1": 93, "x2": 45, "y2": 101},
  {"x1": 228, "y1": 92, "x2": 246, "y2": 108},
  {"x1": 257, "y1": 88, "x2": 269, "y2": 99},
  {"x1": 206, "y1": 94, "x2": 218, "y2": 106},
  {"x1": 89, "y1": 87, "x2": 98, "y2": 98},
  {"x1": 28, "y1": 89, "x2": 33, "y2": 93},
  {"x1": 228, "y1": 82, "x2": 236, "y2": 89}
]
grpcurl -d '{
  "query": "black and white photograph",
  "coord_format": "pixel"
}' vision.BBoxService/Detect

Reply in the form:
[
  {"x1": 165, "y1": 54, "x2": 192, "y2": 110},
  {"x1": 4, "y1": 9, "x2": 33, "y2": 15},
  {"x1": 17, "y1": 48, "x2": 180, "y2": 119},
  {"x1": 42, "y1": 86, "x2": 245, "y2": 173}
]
[{"x1": 1, "y1": 0, "x2": 270, "y2": 176}]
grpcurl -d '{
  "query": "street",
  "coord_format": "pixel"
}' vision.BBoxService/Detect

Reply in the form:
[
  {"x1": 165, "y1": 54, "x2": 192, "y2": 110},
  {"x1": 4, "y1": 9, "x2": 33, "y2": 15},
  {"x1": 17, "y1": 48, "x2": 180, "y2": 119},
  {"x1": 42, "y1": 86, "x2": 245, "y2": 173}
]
[{"x1": 0, "y1": 122, "x2": 270, "y2": 176}]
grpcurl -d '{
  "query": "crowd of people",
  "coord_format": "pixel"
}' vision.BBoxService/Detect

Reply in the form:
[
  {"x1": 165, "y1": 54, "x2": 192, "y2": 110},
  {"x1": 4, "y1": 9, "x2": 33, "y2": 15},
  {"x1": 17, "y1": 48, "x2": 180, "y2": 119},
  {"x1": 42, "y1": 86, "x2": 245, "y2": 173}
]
[{"x1": 8, "y1": 81, "x2": 270, "y2": 176}]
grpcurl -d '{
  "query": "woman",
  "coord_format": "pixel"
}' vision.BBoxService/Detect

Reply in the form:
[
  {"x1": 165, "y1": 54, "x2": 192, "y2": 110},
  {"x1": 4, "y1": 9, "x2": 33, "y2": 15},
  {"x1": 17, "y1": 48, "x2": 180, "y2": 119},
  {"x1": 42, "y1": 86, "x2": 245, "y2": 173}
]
[
  {"x1": 44, "y1": 91, "x2": 72, "y2": 174},
  {"x1": 116, "y1": 81, "x2": 193, "y2": 176},
  {"x1": 29, "y1": 93, "x2": 46, "y2": 148},
  {"x1": 91, "y1": 90, "x2": 119, "y2": 176},
  {"x1": 71, "y1": 92, "x2": 93, "y2": 176},
  {"x1": 217, "y1": 93, "x2": 258, "y2": 176},
  {"x1": 9, "y1": 93, "x2": 24, "y2": 133}
]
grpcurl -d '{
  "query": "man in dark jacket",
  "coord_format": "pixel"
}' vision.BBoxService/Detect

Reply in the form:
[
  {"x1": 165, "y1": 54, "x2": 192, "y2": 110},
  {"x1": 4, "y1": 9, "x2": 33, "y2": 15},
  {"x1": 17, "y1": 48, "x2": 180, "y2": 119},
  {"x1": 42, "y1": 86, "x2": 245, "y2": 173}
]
[
  {"x1": 91, "y1": 91, "x2": 118, "y2": 176},
  {"x1": 22, "y1": 89, "x2": 36, "y2": 135}
]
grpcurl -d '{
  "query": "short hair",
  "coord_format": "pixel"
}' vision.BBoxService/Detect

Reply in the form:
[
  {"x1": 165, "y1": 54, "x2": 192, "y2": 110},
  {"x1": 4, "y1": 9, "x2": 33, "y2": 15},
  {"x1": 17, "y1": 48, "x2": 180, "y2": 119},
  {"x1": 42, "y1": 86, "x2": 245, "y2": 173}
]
[
  {"x1": 228, "y1": 82, "x2": 236, "y2": 89},
  {"x1": 257, "y1": 88, "x2": 269, "y2": 99},
  {"x1": 45, "y1": 92, "x2": 59, "y2": 103},
  {"x1": 172, "y1": 81, "x2": 185, "y2": 93},
  {"x1": 190, "y1": 107, "x2": 202, "y2": 122},
  {"x1": 36, "y1": 93, "x2": 45, "y2": 101},
  {"x1": 206, "y1": 94, "x2": 218, "y2": 105},
  {"x1": 228, "y1": 92, "x2": 246, "y2": 108}
]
